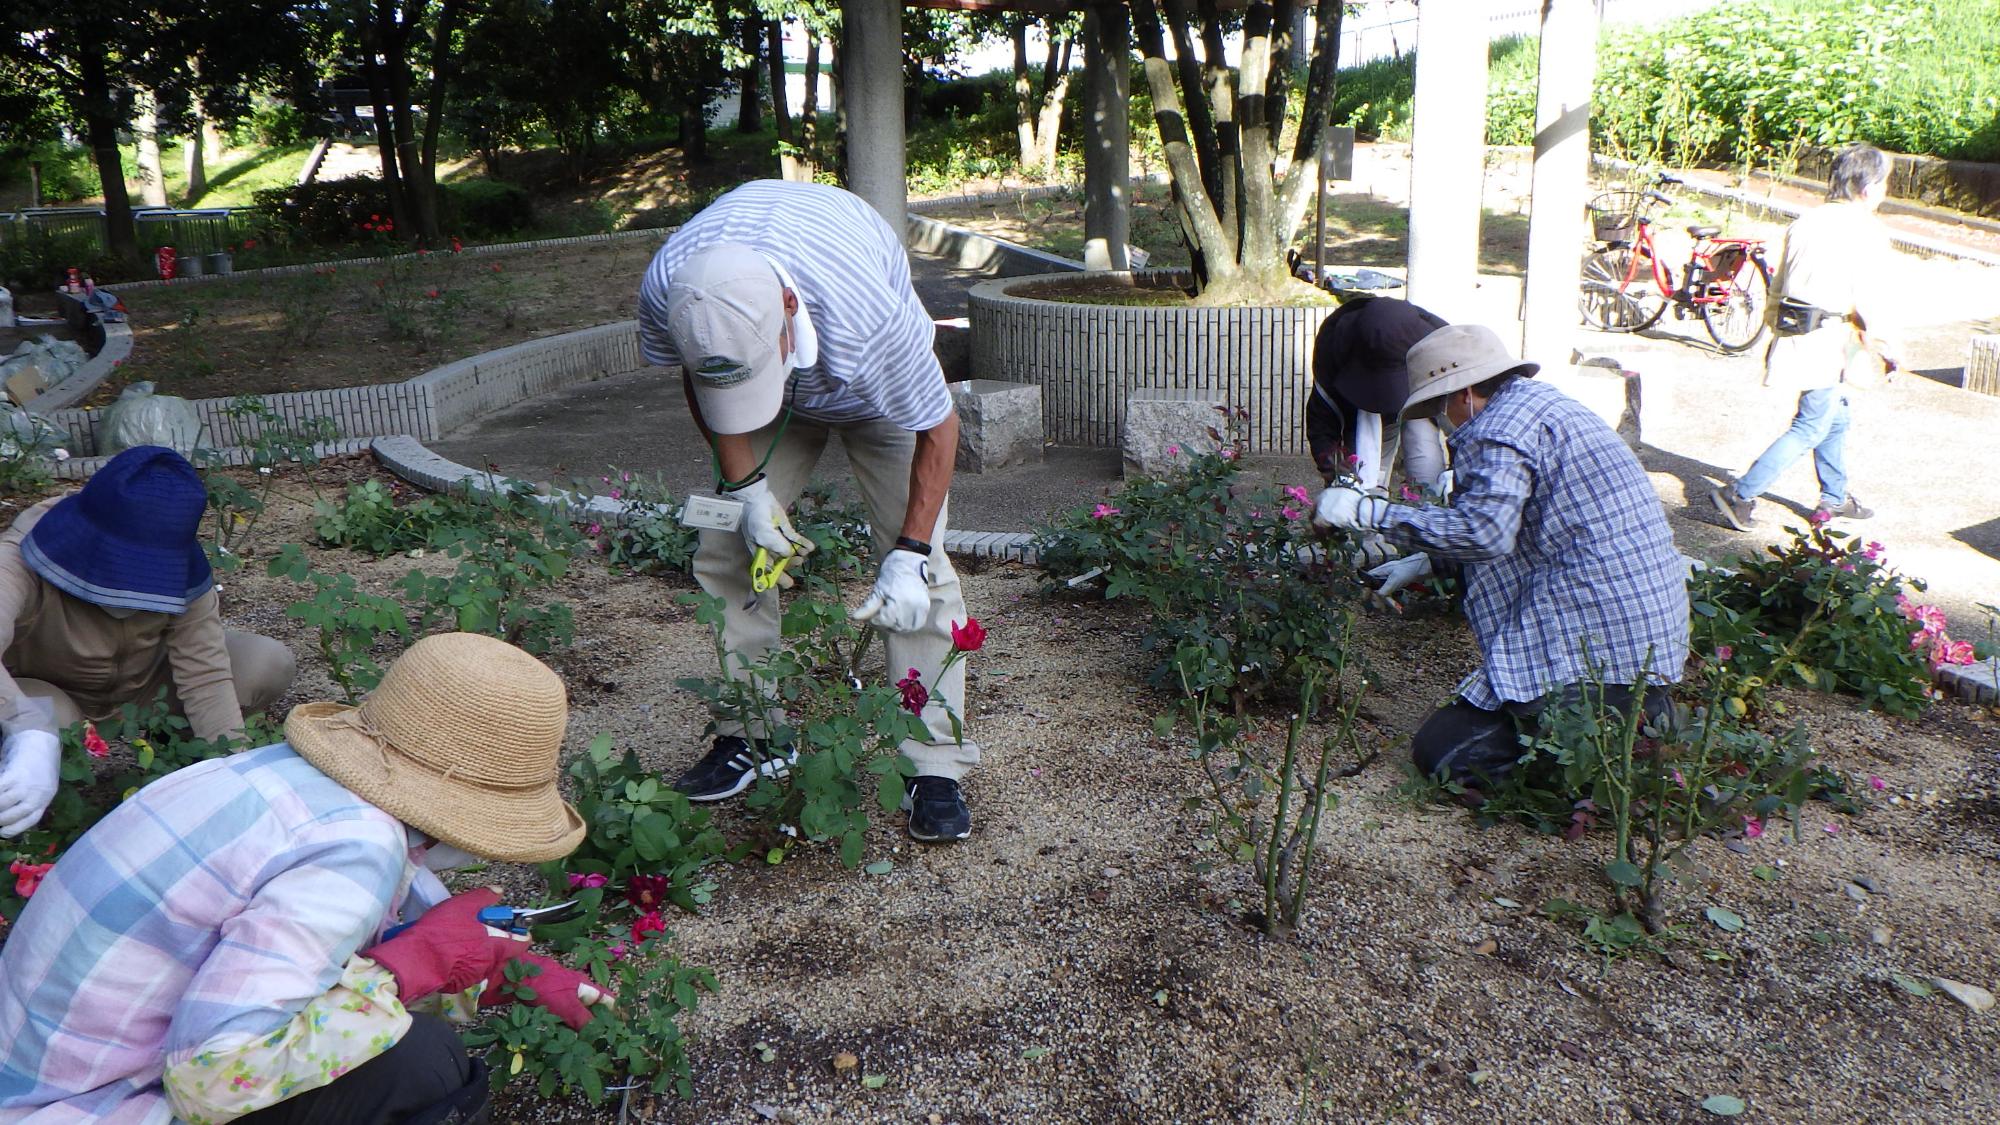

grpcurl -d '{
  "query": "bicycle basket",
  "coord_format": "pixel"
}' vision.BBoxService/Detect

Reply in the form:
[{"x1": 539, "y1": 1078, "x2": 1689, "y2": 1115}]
[{"x1": 1587, "y1": 190, "x2": 1645, "y2": 242}]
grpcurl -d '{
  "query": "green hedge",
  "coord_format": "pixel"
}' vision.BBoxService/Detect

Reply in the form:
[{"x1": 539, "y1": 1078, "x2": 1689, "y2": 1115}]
[{"x1": 1330, "y1": 0, "x2": 2000, "y2": 164}]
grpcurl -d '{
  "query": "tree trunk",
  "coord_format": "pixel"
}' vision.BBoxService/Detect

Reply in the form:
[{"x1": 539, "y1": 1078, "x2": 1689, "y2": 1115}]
[
  {"x1": 769, "y1": 18, "x2": 798, "y2": 177},
  {"x1": 385, "y1": 62, "x2": 428, "y2": 241},
  {"x1": 360, "y1": 17, "x2": 410, "y2": 236},
  {"x1": 79, "y1": 44, "x2": 138, "y2": 261},
  {"x1": 134, "y1": 88, "x2": 169, "y2": 208},
  {"x1": 1130, "y1": 0, "x2": 1233, "y2": 288},
  {"x1": 1274, "y1": 0, "x2": 1346, "y2": 250},
  {"x1": 1235, "y1": 2, "x2": 1282, "y2": 288},
  {"x1": 1196, "y1": 0, "x2": 1241, "y2": 249},
  {"x1": 1161, "y1": 0, "x2": 1223, "y2": 210},
  {"x1": 1012, "y1": 21, "x2": 1037, "y2": 170},
  {"x1": 1035, "y1": 37, "x2": 1073, "y2": 180},
  {"x1": 184, "y1": 119, "x2": 208, "y2": 202},
  {"x1": 418, "y1": 0, "x2": 465, "y2": 241},
  {"x1": 1266, "y1": 0, "x2": 1298, "y2": 146},
  {"x1": 681, "y1": 103, "x2": 710, "y2": 162},
  {"x1": 802, "y1": 28, "x2": 821, "y2": 153},
  {"x1": 738, "y1": 14, "x2": 763, "y2": 133}
]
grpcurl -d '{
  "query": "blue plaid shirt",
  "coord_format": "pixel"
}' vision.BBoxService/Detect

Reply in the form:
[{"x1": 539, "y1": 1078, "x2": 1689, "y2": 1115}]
[{"x1": 1382, "y1": 378, "x2": 1688, "y2": 707}]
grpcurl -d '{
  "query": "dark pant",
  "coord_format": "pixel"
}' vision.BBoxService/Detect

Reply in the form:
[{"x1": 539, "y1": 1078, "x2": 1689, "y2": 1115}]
[
  {"x1": 1412, "y1": 683, "x2": 1674, "y2": 784},
  {"x1": 237, "y1": 1014, "x2": 490, "y2": 1125}
]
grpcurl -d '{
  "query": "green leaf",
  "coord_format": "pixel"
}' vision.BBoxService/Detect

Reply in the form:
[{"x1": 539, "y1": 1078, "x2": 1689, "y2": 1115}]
[
  {"x1": 861, "y1": 1073, "x2": 888, "y2": 1089},
  {"x1": 1705, "y1": 906, "x2": 1746, "y2": 933},
  {"x1": 630, "y1": 813, "x2": 676, "y2": 863},
  {"x1": 863, "y1": 860, "x2": 893, "y2": 875},
  {"x1": 1604, "y1": 860, "x2": 1644, "y2": 888},
  {"x1": 1701, "y1": 1094, "x2": 1746, "y2": 1116},
  {"x1": 1751, "y1": 864, "x2": 1780, "y2": 882},
  {"x1": 1891, "y1": 971, "x2": 1936, "y2": 998},
  {"x1": 1021, "y1": 1047, "x2": 1053, "y2": 1060}
]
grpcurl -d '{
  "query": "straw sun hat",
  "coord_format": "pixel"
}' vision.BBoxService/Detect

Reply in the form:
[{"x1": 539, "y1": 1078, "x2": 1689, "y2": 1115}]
[{"x1": 286, "y1": 633, "x2": 585, "y2": 864}]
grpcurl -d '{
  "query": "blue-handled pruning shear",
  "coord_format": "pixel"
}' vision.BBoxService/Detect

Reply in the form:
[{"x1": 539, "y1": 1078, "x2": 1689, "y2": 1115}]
[{"x1": 385, "y1": 899, "x2": 582, "y2": 941}]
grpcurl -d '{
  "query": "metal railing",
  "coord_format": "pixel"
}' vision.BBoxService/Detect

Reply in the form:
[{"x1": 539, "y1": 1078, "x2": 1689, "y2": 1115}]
[{"x1": 0, "y1": 207, "x2": 262, "y2": 260}]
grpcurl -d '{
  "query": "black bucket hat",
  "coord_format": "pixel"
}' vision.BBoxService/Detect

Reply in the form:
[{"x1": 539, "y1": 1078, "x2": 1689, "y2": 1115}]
[{"x1": 1311, "y1": 297, "x2": 1450, "y2": 416}]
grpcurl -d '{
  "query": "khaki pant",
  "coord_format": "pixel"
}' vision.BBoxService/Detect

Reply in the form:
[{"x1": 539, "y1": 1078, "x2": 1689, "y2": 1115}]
[
  {"x1": 691, "y1": 415, "x2": 979, "y2": 781},
  {"x1": 13, "y1": 630, "x2": 296, "y2": 738}
]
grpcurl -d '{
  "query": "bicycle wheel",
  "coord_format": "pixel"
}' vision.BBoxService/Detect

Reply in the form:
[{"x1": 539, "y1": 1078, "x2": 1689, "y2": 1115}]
[
  {"x1": 1701, "y1": 253, "x2": 1771, "y2": 353},
  {"x1": 1579, "y1": 247, "x2": 1667, "y2": 333}
]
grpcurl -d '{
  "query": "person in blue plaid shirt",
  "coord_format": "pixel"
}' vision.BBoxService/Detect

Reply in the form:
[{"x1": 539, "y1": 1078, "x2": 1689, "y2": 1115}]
[{"x1": 1315, "y1": 324, "x2": 1690, "y2": 782}]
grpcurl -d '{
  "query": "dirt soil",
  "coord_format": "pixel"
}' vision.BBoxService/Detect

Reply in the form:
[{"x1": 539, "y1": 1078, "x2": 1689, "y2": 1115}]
[
  {"x1": 102, "y1": 238, "x2": 667, "y2": 403},
  {"x1": 187, "y1": 456, "x2": 2000, "y2": 1125}
]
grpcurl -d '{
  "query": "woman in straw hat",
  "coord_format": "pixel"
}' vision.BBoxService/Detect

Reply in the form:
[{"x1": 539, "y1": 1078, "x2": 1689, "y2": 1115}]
[
  {"x1": 0, "y1": 444, "x2": 298, "y2": 840},
  {"x1": 0, "y1": 633, "x2": 607, "y2": 1125},
  {"x1": 1314, "y1": 325, "x2": 1689, "y2": 784}
]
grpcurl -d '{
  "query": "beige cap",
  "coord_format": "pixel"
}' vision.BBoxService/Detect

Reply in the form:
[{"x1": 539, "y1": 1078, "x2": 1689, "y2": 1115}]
[
  {"x1": 1401, "y1": 324, "x2": 1539, "y2": 417},
  {"x1": 663, "y1": 243, "x2": 800, "y2": 435}
]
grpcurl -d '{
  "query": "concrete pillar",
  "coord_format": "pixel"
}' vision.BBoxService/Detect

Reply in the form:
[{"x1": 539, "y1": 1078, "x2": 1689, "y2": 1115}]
[
  {"x1": 841, "y1": 0, "x2": 907, "y2": 243},
  {"x1": 1405, "y1": 0, "x2": 1488, "y2": 323},
  {"x1": 1520, "y1": 0, "x2": 1600, "y2": 362},
  {"x1": 1082, "y1": 4, "x2": 1131, "y2": 271}
]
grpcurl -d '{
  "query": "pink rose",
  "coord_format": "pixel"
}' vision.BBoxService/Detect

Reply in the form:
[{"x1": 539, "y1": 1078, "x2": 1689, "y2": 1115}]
[{"x1": 1091, "y1": 503, "x2": 1121, "y2": 519}]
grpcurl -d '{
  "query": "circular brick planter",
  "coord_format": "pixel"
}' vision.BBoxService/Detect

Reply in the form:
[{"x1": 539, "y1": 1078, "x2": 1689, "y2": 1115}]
[{"x1": 968, "y1": 271, "x2": 1339, "y2": 455}]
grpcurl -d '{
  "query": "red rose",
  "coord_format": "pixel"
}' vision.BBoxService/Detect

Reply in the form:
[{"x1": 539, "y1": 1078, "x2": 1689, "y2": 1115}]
[
  {"x1": 950, "y1": 617, "x2": 986, "y2": 653},
  {"x1": 895, "y1": 668, "x2": 929, "y2": 715}
]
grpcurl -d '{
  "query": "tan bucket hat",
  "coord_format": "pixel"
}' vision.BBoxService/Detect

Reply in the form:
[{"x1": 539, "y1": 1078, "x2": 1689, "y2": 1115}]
[
  {"x1": 1401, "y1": 324, "x2": 1539, "y2": 418},
  {"x1": 286, "y1": 633, "x2": 585, "y2": 864}
]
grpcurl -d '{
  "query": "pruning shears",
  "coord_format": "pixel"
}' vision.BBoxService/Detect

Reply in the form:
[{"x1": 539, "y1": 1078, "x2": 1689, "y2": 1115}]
[
  {"x1": 749, "y1": 548, "x2": 793, "y2": 595},
  {"x1": 383, "y1": 899, "x2": 583, "y2": 942}
]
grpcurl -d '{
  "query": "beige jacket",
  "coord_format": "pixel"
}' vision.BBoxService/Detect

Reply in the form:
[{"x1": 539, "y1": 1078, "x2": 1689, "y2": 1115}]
[
  {"x1": 1, "y1": 496, "x2": 244, "y2": 741},
  {"x1": 1764, "y1": 200, "x2": 1898, "y2": 393}
]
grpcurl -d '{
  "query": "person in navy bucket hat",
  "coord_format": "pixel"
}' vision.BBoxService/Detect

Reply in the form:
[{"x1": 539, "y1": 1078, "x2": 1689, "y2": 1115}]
[{"x1": 0, "y1": 446, "x2": 297, "y2": 837}]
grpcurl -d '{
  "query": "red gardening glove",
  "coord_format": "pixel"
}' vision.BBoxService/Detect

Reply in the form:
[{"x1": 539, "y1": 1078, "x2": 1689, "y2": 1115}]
[
  {"x1": 363, "y1": 888, "x2": 527, "y2": 1004},
  {"x1": 481, "y1": 951, "x2": 616, "y2": 1031}
]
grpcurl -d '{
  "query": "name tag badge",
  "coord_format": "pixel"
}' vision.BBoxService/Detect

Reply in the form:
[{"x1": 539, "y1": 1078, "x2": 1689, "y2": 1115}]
[{"x1": 679, "y1": 494, "x2": 744, "y2": 532}]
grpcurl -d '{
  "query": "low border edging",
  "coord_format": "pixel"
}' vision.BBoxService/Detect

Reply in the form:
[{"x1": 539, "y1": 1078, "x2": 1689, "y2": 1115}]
[
  {"x1": 24, "y1": 320, "x2": 133, "y2": 414},
  {"x1": 367, "y1": 435, "x2": 1042, "y2": 564},
  {"x1": 907, "y1": 214, "x2": 1085, "y2": 277}
]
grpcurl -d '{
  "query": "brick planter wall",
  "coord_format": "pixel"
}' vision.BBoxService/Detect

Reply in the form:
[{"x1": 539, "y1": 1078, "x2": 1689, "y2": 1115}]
[
  {"x1": 45, "y1": 321, "x2": 646, "y2": 456},
  {"x1": 968, "y1": 272, "x2": 1338, "y2": 454}
]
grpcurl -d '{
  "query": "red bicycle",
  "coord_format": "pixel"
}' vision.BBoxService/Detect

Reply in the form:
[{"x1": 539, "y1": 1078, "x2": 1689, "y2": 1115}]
[{"x1": 1579, "y1": 174, "x2": 1771, "y2": 353}]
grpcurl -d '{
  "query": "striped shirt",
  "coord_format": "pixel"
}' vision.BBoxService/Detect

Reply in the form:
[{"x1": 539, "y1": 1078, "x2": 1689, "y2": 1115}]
[
  {"x1": 1381, "y1": 378, "x2": 1689, "y2": 707},
  {"x1": 0, "y1": 744, "x2": 412, "y2": 1124},
  {"x1": 637, "y1": 180, "x2": 953, "y2": 430}
]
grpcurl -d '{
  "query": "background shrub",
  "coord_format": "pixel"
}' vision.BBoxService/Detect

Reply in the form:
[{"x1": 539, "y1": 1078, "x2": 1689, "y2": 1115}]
[{"x1": 440, "y1": 179, "x2": 536, "y2": 237}]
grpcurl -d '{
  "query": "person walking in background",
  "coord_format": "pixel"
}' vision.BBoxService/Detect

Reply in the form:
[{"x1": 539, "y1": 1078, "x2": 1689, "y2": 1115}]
[{"x1": 1711, "y1": 144, "x2": 1902, "y2": 531}]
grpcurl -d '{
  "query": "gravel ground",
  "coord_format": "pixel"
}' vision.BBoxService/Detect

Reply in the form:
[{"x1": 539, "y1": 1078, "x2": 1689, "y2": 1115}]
[{"x1": 194, "y1": 458, "x2": 2000, "y2": 1125}]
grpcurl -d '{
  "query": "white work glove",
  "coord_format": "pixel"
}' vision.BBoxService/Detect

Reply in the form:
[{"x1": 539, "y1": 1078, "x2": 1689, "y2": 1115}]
[
  {"x1": 1313, "y1": 485, "x2": 1396, "y2": 532},
  {"x1": 851, "y1": 548, "x2": 933, "y2": 634},
  {"x1": 1367, "y1": 553, "x2": 1433, "y2": 598},
  {"x1": 1433, "y1": 470, "x2": 1455, "y2": 499},
  {"x1": 0, "y1": 730, "x2": 63, "y2": 838},
  {"x1": 730, "y1": 477, "x2": 814, "y2": 561}
]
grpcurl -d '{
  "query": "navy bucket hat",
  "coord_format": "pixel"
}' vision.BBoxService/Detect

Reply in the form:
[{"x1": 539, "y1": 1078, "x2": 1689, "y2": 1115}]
[{"x1": 20, "y1": 445, "x2": 213, "y2": 615}]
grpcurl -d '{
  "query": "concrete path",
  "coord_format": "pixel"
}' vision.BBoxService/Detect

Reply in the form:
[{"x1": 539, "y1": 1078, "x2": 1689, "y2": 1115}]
[{"x1": 431, "y1": 233, "x2": 2000, "y2": 633}]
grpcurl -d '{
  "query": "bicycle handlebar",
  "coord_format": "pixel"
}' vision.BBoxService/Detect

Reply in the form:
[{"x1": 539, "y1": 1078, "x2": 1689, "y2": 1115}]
[
  {"x1": 1646, "y1": 190, "x2": 1674, "y2": 206},
  {"x1": 1656, "y1": 173, "x2": 1684, "y2": 185}
]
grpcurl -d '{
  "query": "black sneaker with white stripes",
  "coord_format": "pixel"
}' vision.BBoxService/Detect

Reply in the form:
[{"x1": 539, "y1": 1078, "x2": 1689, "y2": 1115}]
[
  {"x1": 670, "y1": 736, "x2": 797, "y2": 802},
  {"x1": 901, "y1": 776, "x2": 972, "y2": 842}
]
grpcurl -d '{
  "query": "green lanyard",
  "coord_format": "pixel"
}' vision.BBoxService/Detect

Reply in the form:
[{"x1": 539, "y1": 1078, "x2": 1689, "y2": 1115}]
[{"x1": 713, "y1": 374, "x2": 798, "y2": 491}]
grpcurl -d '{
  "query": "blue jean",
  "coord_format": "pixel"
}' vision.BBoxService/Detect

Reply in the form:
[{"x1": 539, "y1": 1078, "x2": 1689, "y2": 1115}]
[{"x1": 1736, "y1": 387, "x2": 1850, "y2": 507}]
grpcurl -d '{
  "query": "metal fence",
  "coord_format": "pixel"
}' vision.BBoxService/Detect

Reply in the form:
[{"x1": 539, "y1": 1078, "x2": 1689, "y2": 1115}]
[{"x1": 0, "y1": 207, "x2": 261, "y2": 262}]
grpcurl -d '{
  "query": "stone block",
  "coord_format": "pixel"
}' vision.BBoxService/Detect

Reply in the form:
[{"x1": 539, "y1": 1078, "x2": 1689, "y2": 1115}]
[
  {"x1": 1940, "y1": 658, "x2": 2000, "y2": 705},
  {"x1": 950, "y1": 378, "x2": 1043, "y2": 473},
  {"x1": 1122, "y1": 386, "x2": 1225, "y2": 478},
  {"x1": 1549, "y1": 354, "x2": 1642, "y2": 450}
]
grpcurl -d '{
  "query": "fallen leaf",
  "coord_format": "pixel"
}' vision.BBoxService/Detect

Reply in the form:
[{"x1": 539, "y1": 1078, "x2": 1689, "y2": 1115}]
[
  {"x1": 1492, "y1": 897, "x2": 1523, "y2": 909},
  {"x1": 863, "y1": 860, "x2": 893, "y2": 875},
  {"x1": 1468, "y1": 1069, "x2": 1492, "y2": 1087},
  {"x1": 751, "y1": 1105, "x2": 780, "y2": 1121},
  {"x1": 1701, "y1": 1094, "x2": 1746, "y2": 1116},
  {"x1": 833, "y1": 1051, "x2": 858, "y2": 1072},
  {"x1": 1474, "y1": 938, "x2": 1498, "y2": 956},
  {"x1": 861, "y1": 1074, "x2": 889, "y2": 1089},
  {"x1": 1705, "y1": 906, "x2": 1746, "y2": 933},
  {"x1": 1022, "y1": 1046, "x2": 1053, "y2": 1060},
  {"x1": 1891, "y1": 972, "x2": 1936, "y2": 998}
]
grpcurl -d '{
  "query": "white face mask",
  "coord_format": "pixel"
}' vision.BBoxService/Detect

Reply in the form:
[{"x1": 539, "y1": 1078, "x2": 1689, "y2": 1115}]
[
  {"x1": 100, "y1": 604, "x2": 140, "y2": 619},
  {"x1": 405, "y1": 825, "x2": 482, "y2": 872}
]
